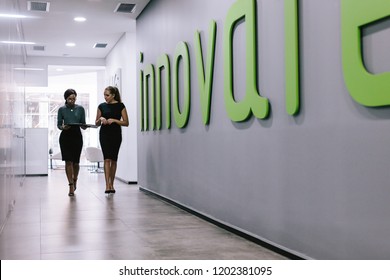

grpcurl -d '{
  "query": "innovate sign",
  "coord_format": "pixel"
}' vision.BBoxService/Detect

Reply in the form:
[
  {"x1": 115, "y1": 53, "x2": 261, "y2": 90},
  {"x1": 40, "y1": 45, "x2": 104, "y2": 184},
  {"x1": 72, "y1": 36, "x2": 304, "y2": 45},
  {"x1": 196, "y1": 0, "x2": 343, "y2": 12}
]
[{"x1": 139, "y1": 0, "x2": 390, "y2": 131}]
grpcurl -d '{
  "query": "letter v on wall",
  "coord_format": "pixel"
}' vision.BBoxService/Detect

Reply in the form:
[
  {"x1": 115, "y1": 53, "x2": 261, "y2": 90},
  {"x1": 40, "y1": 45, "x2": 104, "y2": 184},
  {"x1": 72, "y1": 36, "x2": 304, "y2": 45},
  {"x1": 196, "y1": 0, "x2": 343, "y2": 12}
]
[{"x1": 194, "y1": 20, "x2": 217, "y2": 125}]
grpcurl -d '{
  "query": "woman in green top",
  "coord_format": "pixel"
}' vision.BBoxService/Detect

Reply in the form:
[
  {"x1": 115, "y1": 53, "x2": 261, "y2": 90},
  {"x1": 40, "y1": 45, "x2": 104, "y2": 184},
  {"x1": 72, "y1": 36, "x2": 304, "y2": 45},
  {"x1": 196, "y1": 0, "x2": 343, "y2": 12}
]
[{"x1": 57, "y1": 89, "x2": 87, "y2": 196}]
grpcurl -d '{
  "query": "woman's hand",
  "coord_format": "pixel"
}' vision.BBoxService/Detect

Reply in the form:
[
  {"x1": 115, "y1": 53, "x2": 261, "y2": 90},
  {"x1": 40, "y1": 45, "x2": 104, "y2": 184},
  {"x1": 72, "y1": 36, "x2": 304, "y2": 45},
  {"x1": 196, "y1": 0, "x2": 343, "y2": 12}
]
[
  {"x1": 62, "y1": 124, "x2": 70, "y2": 130},
  {"x1": 107, "y1": 118, "x2": 116, "y2": 125},
  {"x1": 99, "y1": 117, "x2": 108, "y2": 125}
]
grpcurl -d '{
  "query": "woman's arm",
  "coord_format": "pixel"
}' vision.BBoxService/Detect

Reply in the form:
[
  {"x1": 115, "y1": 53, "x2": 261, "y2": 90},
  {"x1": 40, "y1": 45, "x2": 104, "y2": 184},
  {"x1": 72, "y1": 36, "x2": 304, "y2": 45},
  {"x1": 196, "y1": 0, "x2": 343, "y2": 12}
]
[
  {"x1": 57, "y1": 107, "x2": 71, "y2": 130},
  {"x1": 80, "y1": 106, "x2": 87, "y2": 130},
  {"x1": 57, "y1": 108, "x2": 63, "y2": 130},
  {"x1": 95, "y1": 108, "x2": 107, "y2": 126}
]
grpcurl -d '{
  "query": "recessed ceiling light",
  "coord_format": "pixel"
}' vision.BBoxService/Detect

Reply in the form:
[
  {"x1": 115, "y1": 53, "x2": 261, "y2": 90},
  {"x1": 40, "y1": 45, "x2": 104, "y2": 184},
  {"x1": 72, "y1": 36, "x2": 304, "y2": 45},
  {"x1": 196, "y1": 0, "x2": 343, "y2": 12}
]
[
  {"x1": 0, "y1": 41, "x2": 35, "y2": 45},
  {"x1": 74, "y1": 17, "x2": 86, "y2": 22},
  {"x1": 14, "y1": 67, "x2": 44, "y2": 71},
  {"x1": 66, "y1": 42, "x2": 76, "y2": 47},
  {"x1": 0, "y1": 13, "x2": 28, "y2": 18}
]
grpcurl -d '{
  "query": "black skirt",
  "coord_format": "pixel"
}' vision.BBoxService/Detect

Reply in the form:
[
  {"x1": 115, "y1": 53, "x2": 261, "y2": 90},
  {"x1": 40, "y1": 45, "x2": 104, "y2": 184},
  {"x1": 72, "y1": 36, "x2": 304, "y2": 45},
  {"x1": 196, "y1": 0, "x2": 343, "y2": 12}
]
[
  {"x1": 59, "y1": 126, "x2": 83, "y2": 163},
  {"x1": 99, "y1": 125, "x2": 122, "y2": 161}
]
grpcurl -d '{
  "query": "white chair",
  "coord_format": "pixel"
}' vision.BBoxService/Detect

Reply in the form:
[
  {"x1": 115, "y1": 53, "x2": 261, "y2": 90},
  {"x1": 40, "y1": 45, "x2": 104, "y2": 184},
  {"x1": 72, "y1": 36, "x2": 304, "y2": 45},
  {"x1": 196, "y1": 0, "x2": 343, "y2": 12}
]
[
  {"x1": 85, "y1": 147, "x2": 104, "y2": 173},
  {"x1": 49, "y1": 152, "x2": 63, "y2": 169}
]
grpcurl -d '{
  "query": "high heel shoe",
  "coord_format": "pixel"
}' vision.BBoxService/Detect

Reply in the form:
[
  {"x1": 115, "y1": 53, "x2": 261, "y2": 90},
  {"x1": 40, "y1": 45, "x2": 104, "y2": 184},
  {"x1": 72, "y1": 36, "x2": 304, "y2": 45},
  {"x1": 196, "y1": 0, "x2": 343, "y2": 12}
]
[
  {"x1": 110, "y1": 189, "x2": 116, "y2": 193},
  {"x1": 73, "y1": 178, "x2": 77, "y2": 192},
  {"x1": 105, "y1": 189, "x2": 110, "y2": 194},
  {"x1": 68, "y1": 183, "x2": 75, "y2": 196}
]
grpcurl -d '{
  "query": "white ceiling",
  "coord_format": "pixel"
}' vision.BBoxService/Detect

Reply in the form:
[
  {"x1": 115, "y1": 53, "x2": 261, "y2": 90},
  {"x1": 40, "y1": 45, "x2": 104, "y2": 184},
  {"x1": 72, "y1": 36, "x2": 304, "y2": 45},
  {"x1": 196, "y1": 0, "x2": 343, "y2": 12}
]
[{"x1": 6, "y1": 0, "x2": 150, "y2": 59}]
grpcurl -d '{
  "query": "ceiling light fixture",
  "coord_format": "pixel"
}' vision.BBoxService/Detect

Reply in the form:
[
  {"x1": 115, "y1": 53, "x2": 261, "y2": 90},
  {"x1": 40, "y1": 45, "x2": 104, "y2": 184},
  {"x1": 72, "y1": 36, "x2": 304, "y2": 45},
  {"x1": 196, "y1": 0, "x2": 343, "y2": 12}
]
[
  {"x1": 66, "y1": 42, "x2": 76, "y2": 47},
  {"x1": 0, "y1": 13, "x2": 28, "y2": 18},
  {"x1": 14, "y1": 67, "x2": 44, "y2": 71},
  {"x1": 74, "y1": 17, "x2": 86, "y2": 22},
  {"x1": 0, "y1": 41, "x2": 35, "y2": 45}
]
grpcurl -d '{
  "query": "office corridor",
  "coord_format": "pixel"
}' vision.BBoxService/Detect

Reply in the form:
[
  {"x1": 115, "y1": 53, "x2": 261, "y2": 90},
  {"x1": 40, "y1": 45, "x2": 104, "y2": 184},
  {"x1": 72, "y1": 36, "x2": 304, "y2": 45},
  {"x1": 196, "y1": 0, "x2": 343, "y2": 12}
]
[{"x1": 0, "y1": 168, "x2": 286, "y2": 260}]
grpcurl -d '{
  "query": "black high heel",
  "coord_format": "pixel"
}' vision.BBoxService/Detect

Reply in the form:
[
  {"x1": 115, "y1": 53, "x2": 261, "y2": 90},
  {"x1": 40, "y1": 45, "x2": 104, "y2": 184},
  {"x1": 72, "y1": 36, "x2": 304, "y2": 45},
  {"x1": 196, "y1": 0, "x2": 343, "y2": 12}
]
[
  {"x1": 110, "y1": 189, "x2": 116, "y2": 193},
  {"x1": 105, "y1": 189, "x2": 110, "y2": 194},
  {"x1": 73, "y1": 178, "x2": 77, "y2": 192},
  {"x1": 68, "y1": 183, "x2": 75, "y2": 196}
]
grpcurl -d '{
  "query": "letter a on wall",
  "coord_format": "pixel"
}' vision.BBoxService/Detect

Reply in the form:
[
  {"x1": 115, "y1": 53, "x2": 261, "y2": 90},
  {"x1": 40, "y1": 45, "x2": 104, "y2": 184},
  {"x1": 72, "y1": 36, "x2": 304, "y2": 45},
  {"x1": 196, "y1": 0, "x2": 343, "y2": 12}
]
[
  {"x1": 224, "y1": 0, "x2": 269, "y2": 122},
  {"x1": 341, "y1": 0, "x2": 390, "y2": 107}
]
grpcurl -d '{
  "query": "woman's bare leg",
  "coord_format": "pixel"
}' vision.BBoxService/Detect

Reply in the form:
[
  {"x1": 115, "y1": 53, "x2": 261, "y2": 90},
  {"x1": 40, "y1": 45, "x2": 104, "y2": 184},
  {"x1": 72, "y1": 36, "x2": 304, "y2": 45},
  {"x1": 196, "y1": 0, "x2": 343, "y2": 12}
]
[
  {"x1": 109, "y1": 160, "x2": 117, "y2": 191},
  {"x1": 104, "y1": 159, "x2": 111, "y2": 192},
  {"x1": 73, "y1": 163, "x2": 79, "y2": 190},
  {"x1": 65, "y1": 161, "x2": 75, "y2": 195}
]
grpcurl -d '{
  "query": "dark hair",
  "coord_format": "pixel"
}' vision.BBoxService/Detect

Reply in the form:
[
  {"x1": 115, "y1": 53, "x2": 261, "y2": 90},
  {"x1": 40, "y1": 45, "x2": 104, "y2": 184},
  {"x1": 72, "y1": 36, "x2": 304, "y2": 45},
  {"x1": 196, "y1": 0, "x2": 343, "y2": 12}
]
[
  {"x1": 64, "y1": 89, "x2": 77, "y2": 104},
  {"x1": 105, "y1": 86, "x2": 122, "y2": 103}
]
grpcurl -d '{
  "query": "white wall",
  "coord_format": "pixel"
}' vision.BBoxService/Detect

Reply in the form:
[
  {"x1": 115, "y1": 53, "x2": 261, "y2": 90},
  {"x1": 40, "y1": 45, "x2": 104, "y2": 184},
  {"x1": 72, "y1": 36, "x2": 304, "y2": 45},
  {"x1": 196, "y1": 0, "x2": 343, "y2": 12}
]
[{"x1": 105, "y1": 31, "x2": 138, "y2": 182}]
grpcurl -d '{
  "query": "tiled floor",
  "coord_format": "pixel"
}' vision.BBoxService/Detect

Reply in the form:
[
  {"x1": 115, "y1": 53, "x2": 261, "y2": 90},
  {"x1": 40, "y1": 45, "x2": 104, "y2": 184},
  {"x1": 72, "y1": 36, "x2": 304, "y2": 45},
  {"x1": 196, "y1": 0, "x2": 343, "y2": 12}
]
[{"x1": 0, "y1": 167, "x2": 287, "y2": 260}]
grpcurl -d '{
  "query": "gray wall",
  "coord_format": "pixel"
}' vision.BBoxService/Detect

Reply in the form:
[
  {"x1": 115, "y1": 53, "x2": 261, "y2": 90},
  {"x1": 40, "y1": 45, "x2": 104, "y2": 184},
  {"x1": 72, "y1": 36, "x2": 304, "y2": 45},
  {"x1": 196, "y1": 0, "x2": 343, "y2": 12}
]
[{"x1": 137, "y1": 0, "x2": 390, "y2": 259}]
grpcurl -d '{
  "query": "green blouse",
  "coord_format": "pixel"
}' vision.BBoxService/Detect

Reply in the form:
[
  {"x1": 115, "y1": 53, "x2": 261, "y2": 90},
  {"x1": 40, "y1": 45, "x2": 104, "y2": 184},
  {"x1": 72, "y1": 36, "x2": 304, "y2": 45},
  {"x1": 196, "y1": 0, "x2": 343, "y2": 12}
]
[{"x1": 57, "y1": 104, "x2": 86, "y2": 130}]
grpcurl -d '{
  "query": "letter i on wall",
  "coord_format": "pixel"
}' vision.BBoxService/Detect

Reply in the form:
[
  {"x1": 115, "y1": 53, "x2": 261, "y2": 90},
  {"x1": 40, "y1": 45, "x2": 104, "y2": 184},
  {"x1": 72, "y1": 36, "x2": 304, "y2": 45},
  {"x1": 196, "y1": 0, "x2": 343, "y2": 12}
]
[{"x1": 285, "y1": 0, "x2": 300, "y2": 115}]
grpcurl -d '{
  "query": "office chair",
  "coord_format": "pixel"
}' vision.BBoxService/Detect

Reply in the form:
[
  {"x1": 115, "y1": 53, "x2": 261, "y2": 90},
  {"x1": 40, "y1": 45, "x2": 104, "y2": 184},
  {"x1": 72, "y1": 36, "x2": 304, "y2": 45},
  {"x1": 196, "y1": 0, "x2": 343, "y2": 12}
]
[
  {"x1": 85, "y1": 147, "x2": 104, "y2": 173},
  {"x1": 49, "y1": 152, "x2": 63, "y2": 169}
]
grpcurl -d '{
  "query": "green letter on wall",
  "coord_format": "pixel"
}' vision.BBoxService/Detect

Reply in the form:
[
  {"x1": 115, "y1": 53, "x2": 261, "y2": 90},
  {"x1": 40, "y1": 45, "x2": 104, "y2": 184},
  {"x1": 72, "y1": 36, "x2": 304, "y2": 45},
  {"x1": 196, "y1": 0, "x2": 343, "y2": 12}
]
[
  {"x1": 224, "y1": 0, "x2": 269, "y2": 122},
  {"x1": 341, "y1": 0, "x2": 390, "y2": 106},
  {"x1": 143, "y1": 64, "x2": 155, "y2": 130},
  {"x1": 195, "y1": 20, "x2": 217, "y2": 125},
  {"x1": 140, "y1": 69, "x2": 144, "y2": 131},
  {"x1": 285, "y1": 0, "x2": 300, "y2": 115},
  {"x1": 173, "y1": 41, "x2": 191, "y2": 128},
  {"x1": 156, "y1": 54, "x2": 171, "y2": 130}
]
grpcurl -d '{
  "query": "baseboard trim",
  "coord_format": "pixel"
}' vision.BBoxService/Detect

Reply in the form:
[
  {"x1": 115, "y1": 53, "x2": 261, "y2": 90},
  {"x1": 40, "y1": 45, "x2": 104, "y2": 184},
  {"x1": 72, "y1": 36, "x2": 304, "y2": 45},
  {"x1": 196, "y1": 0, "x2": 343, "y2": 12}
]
[{"x1": 116, "y1": 176, "x2": 137, "y2": 184}]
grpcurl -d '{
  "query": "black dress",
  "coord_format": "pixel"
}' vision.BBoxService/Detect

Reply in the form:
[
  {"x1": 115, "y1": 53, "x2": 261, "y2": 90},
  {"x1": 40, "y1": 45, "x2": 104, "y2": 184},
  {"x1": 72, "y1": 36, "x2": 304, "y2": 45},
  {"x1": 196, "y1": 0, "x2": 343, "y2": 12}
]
[
  {"x1": 98, "y1": 102, "x2": 126, "y2": 161},
  {"x1": 57, "y1": 104, "x2": 86, "y2": 163}
]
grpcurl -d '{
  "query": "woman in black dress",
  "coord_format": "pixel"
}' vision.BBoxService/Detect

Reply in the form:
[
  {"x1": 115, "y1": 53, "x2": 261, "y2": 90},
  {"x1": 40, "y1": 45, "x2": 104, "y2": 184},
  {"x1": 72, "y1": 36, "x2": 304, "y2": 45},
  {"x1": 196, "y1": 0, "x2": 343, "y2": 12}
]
[
  {"x1": 57, "y1": 89, "x2": 87, "y2": 196},
  {"x1": 95, "y1": 86, "x2": 129, "y2": 193}
]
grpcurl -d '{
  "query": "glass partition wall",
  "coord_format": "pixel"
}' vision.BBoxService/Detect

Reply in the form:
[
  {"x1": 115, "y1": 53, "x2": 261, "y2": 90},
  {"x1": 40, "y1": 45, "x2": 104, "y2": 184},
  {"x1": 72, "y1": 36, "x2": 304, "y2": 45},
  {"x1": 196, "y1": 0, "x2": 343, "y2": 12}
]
[{"x1": 0, "y1": 0, "x2": 26, "y2": 231}]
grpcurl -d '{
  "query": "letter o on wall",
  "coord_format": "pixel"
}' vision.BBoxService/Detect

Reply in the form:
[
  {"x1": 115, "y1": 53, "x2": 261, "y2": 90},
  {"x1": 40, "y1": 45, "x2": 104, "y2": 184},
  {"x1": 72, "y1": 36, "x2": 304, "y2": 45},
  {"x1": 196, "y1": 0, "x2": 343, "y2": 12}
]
[{"x1": 173, "y1": 41, "x2": 191, "y2": 128}]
